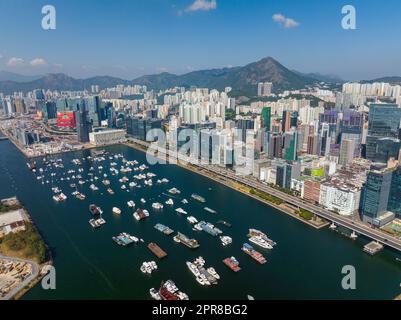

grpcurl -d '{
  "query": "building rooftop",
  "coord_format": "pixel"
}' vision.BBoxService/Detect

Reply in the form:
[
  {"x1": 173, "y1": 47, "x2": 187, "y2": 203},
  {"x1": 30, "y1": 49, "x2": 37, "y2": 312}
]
[{"x1": 0, "y1": 209, "x2": 25, "y2": 228}]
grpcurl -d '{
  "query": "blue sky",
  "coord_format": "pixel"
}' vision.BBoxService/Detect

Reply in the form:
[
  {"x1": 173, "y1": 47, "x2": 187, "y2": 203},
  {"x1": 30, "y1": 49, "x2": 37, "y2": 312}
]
[{"x1": 0, "y1": 0, "x2": 400, "y2": 80}]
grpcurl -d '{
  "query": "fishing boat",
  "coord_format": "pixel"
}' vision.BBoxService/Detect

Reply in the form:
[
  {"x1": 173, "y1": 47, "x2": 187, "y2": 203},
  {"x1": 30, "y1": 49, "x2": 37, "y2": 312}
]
[
  {"x1": 204, "y1": 207, "x2": 217, "y2": 214},
  {"x1": 168, "y1": 188, "x2": 181, "y2": 195},
  {"x1": 154, "y1": 223, "x2": 174, "y2": 235},
  {"x1": 248, "y1": 229, "x2": 276, "y2": 246},
  {"x1": 152, "y1": 202, "x2": 164, "y2": 210},
  {"x1": 112, "y1": 232, "x2": 139, "y2": 246},
  {"x1": 249, "y1": 236, "x2": 273, "y2": 250},
  {"x1": 89, "y1": 184, "x2": 99, "y2": 191},
  {"x1": 220, "y1": 235, "x2": 232, "y2": 246},
  {"x1": 53, "y1": 193, "x2": 67, "y2": 202},
  {"x1": 155, "y1": 280, "x2": 189, "y2": 301},
  {"x1": 191, "y1": 194, "x2": 206, "y2": 203},
  {"x1": 134, "y1": 209, "x2": 149, "y2": 221},
  {"x1": 223, "y1": 257, "x2": 241, "y2": 272},
  {"x1": 89, "y1": 204, "x2": 103, "y2": 215},
  {"x1": 89, "y1": 218, "x2": 106, "y2": 229},
  {"x1": 187, "y1": 216, "x2": 198, "y2": 224},
  {"x1": 112, "y1": 207, "x2": 122, "y2": 215},
  {"x1": 175, "y1": 208, "x2": 188, "y2": 215},
  {"x1": 242, "y1": 243, "x2": 267, "y2": 264},
  {"x1": 173, "y1": 232, "x2": 199, "y2": 249}
]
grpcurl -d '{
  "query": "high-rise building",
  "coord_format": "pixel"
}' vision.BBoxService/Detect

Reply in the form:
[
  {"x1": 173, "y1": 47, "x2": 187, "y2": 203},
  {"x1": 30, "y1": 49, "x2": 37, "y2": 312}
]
[
  {"x1": 85, "y1": 96, "x2": 101, "y2": 127},
  {"x1": 283, "y1": 130, "x2": 297, "y2": 161},
  {"x1": 282, "y1": 111, "x2": 291, "y2": 133},
  {"x1": 261, "y1": 107, "x2": 271, "y2": 132},
  {"x1": 339, "y1": 139, "x2": 355, "y2": 166},
  {"x1": 237, "y1": 118, "x2": 254, "y2": 142},
  {"x1": 388, "y1": 166, "x2": 401, "y2": 218},
  {"x1": 126, "y1": 116, "x2": 162, "y2": 141},
  {"x1": 360, "y1": 165, "x2": 393, "y2": 224},
  {"x1": 75, "y1": 101, "x2": 90, "y2": 143},
  {"x1": 257, "y1": 82, "x2": 273, "y2": 97},
  {"x1": 14, "y1": 98, "x2": 26, "y2": 114},
  {"x1": 307, "y1": 134, "x2": 319, "y2": 155},
  {"x1": 366, "y1": 103, "x2": 401, "y2": 162},
  {"x1": 43, "y1": 101, "x2": 57, "y2": 120},
  {"x1": 319, "y1": 123, "x2": 331, "y2": 157},
  {"x1": 268, "y1": 133, "x2": 283, "y2": 159}
]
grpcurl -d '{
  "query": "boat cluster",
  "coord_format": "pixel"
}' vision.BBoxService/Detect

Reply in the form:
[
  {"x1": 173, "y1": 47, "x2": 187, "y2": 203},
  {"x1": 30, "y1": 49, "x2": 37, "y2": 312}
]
[
  {"x1": 140, "y1": 261, "x2": 158, "y2": 275},
  {"x1": 30, "y1": 149, "x2": 279, "y2": 300},
  {"x1": 186, "y1": 256, "x2": 220, "y2": 286}
]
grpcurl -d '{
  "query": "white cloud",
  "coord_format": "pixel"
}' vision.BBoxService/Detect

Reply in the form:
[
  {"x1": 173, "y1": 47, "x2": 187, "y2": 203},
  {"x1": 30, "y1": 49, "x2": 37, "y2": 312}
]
[
  {"x1": 7, "y1": 57, "x2": 25, "y2": 67},
  {"x1": 186, "y1": 0, "x2": 217, "y2": 12},
  {"x1": 272, "y1": 13, "x2": 299, "y2": 28},
  {"x1": 30, "y1": 58, "x2": 47, "y2": 67}
]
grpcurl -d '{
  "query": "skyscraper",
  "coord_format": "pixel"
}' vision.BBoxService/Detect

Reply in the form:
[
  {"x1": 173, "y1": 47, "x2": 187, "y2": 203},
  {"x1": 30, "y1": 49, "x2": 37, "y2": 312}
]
[
  {"x1": 360, "y1": 165, "x2": 393, "y2": 224},
  {"x1": 283, "y1": 130, "x2": 297, "y2": 161},
  {"x1": 339, "y1": 139, "x2": 355, "y2": 166},
  {"x1": 75, "y1": 101, "x2": 90, "y2": 143},
  {"x1": 366, "y1": 103, "x2": 401, "y2": 162},
  {"x1": 282, "y1": 111, "x2": 291, "y2": 133},
  {"x1": 388, "y1": 166, "x2": 401, "y2": 218},
  {"x1": 261, "y1": 106, "x2": 271, "y2": 132}
]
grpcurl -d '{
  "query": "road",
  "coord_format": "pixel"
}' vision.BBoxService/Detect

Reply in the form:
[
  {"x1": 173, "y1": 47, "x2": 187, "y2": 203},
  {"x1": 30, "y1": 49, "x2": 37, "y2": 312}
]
[
  {"x1": 0, "y1": 255, "x2": 39, "y2": 300},
  {"x1": 199, "y1": 164, "x2": 401, "y2": 252}
]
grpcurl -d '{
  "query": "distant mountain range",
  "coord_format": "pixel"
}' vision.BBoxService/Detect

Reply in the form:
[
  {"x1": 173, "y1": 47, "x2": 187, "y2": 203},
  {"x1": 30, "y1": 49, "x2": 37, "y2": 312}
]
[
  {"x1": 364, "y1": 76, "x2": 401, "y2": 85},
  {"x1": 0, "y1": 71, "x2": 42, "y2": 82},
  {"x1": 0, "y1": 56, "x2": 399, "y2": 96}
]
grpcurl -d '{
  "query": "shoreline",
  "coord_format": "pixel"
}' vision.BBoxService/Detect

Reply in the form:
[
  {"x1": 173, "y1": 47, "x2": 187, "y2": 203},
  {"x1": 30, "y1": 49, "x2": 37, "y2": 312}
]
[
  {"x1": 123, "y1": 141, "x2": 328, "y2": 230},
  {"x1": 0, "y1": 198, "x2": 53, "y2": 300}
]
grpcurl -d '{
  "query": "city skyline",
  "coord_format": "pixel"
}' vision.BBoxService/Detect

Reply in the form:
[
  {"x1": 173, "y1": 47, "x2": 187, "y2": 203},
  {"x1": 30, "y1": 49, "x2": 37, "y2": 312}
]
[{"x1": 1, "y1": 0, "x2": 401, "y2": 80}]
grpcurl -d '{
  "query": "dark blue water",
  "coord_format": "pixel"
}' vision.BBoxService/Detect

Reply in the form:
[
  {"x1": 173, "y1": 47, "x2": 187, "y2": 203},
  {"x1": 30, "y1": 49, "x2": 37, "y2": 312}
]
[{"x1": 0, "y1": 140, "x2": 400, "y2": 300}]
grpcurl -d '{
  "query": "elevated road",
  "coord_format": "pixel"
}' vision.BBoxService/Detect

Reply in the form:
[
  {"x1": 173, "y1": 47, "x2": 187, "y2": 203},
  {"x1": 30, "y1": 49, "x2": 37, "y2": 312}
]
[{"x1": 200, "y1": 164, "x2": 401, "y2": 252}]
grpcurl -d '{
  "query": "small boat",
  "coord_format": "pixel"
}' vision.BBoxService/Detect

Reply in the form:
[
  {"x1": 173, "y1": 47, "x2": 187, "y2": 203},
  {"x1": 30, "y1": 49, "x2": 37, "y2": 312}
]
[
  {"x1": 127, "y1": 200, "x2": 135, "y2": 208},
  {"x1": 175, "y1": 208, "x2": 188, "y2": 215},
  {"x1": 220, "y1": 235, "x2": 232, "y2": 246},
  {"x1": 165, "y1": 199, "x2": 174, "y2": 206},
  {"x1": 113, "y1": 207, "x2": 122, "y2": 215},
  {"x1": 89, "y1": 184, "x2": 99, "y2": 191},
  {"x1": 152, "y1": 202, "x2": 164, "y2": 210},
  {"x1": 191, "y1": 194, "x2": 206, "y2": 203},
  {"x1": 187, "y1": 216, "x2": 198, "y2": 224},
  {"x1": 140, "y1": 198, "x2": 146, "y2": 204},
  {"x1": 168, "y1": 188, "x2": 181, "y2": 195},
  {"x1": 329, "y1": 223, "x2": 337, "y2": 230},
  {"x1": 204, "y1": 207, "x2": 217, "y2": 214}
]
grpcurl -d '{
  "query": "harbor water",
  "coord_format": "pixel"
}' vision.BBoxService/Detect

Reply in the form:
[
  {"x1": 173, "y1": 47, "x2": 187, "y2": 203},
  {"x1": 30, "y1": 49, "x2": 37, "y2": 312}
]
[{"x1": 0, "y1": 140, "x2": 400, "y2": 300}]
